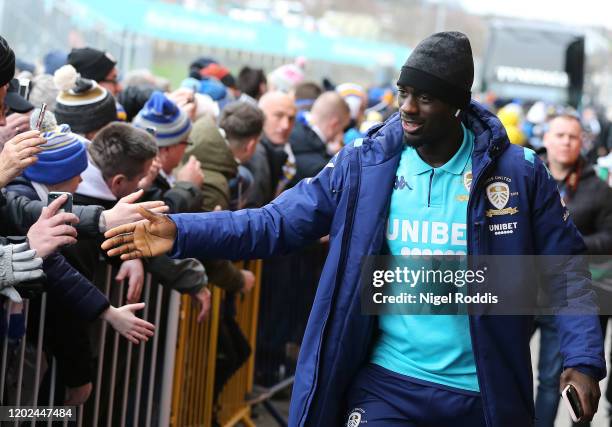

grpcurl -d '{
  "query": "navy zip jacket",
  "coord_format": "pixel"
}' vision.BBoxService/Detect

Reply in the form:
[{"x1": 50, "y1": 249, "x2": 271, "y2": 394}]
[
  {"x1": 167, "y1": 101, "x2": 605, "y2": 426},
  {"x1": 6, "y1": 178, "x2": 109, "y2": 321}
]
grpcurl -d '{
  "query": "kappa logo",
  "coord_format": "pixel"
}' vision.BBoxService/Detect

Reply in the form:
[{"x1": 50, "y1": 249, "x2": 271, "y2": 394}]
[
  {"x1": 485, "y1": 182, "x2": 519, "y2": 217},
  {"x1": 346, "y1": 408, "x2": 367, "y2": 426},
  {"x1": 463, "y1": 171, "x2": 473, "y2": 192},
  {"x1": 394, "y1": 175, "x2": 412, "y2": 190}
]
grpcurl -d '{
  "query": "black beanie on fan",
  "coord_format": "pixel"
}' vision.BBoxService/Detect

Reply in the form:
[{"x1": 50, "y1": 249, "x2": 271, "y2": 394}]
[
  {"x1": 0, "y1": 35, "x2": 15, "y2": 87},
  {"x1": 68, "y1": 47, "x2": 117, "y2": 83},
  {"x1": 397, "y1": 31, "x2": 474, "y2": 108}
]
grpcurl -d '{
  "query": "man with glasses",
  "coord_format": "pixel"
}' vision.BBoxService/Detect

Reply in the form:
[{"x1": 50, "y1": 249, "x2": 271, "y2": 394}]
[
  {"x1": 68, "y1": 47, "x2": 122, "y2": 97},
  {"x1": 133, "y1": 91, "x2": 204, "y2": 214}
]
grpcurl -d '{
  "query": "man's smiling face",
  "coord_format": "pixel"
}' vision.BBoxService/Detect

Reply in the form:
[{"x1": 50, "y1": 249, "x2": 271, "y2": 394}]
[{"x1": 397, "y1": 85, "x2": 456, "y2": 148}]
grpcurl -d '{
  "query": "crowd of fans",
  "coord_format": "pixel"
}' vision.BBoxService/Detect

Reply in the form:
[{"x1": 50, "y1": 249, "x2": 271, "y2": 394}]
[
  {"x1": 4, "y1": 30, "x2": 612, "y2": 425},
  {"x1": 0, "y1": 34, "x2": 398, "y2": 414}
]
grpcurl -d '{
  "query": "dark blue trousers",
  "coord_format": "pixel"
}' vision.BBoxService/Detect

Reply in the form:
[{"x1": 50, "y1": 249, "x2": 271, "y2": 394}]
[{"x1": 344, "y1": 364, "x2": 487, "y2": 427}]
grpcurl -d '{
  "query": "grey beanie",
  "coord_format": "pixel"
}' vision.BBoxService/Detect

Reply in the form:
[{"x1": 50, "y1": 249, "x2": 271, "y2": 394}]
[{"x1": 397, "y1": 31, "x2": 474, "y2": 108}]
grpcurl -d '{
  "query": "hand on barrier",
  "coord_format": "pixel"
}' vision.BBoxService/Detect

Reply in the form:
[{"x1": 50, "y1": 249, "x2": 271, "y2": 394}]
[
  {"x1": 101, "y1": 303, "x2": 155, "y2": 344},
  {"x1": 116, "y1": 259, "x2": 144, "y2": 303},
  {"x1": 137, "y1": 156, "x2": 162, "y2": 191},
  {"x1": 0, "y1": 242, "x2": 44, "y2": 303},
  {"x1": 101, "y1": 207, "x2": 177, "y2": 260},
  {"x1": 27, "y1": 194, "x2": 78, "y2": 258},
  {"x1": 560, "y1": 368, "x2": 601, "y2": 422},
  {"x1": 100, "y1": 189, "x2": 169, "y2": 232},
  {"x1": 0, "y1": 129, "x2": 45, "y2": 188},
  {"x1": 241, "y1": 269, "x2": 255, "y2": 294},
  {"x1": 192, "y1": 287, "x2": 211, "y2": 323}
]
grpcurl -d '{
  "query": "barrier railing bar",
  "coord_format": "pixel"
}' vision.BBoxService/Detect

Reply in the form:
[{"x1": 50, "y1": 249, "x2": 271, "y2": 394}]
[
  {"x1": 0, "y1": 300, "x2": 11, "y2": 403},
  {"x1": 169, "y1": 294, "x2": 189, "y2": 427},
  {"x1": 205, "y1": 288, "x2": 222, "y2": 425},
  {"x1": 106, "y1": 280, "x2": 125, "y2": 427},
  {"x1": 92, "y1": 264, "x2": 113, "y2": 424},
  {"x1": 120, "y1": 340, "x2": 133, "y2": 426},
  {"x1": 46, "y1": 358, "x2": 56, "y2": 427},
  {"x1": 31, "y1": 293, "x2": 48, "y2": 427},
  {"x1": 77, "y1": 404, "x2": 83, "y2": 427},
  {"x1": 192, "y1": 306, "x2": 203, "y2": 422},
  {"x1": 145, "y1": 284, "x2": 163, "y2": 427},
  {"x1": 187, "y1": 309, "x2": 197, "y2": 425},
  {"x1": 159, "y1": 290, "x2": 180, "y2": 427},
  {"x1": 15, "y1": 299, "x2": 30, "y2": 408},
  {"x1": 133, "y1": 273, "x2": 153, "y2": 426}
]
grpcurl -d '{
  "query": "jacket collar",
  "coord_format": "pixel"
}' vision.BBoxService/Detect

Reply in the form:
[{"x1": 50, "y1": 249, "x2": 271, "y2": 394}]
[{"x1": 359, "y1": 100, "x2": 509, "y2": 168}]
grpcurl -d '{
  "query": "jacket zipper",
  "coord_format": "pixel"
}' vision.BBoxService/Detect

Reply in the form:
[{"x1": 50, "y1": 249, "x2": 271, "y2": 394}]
[
  {"x1": 467, "y1": 156, "x2": 494, "y2": 427},
  {"x1": 299, "y1": 146, "x2": 362, "y2": 426}
]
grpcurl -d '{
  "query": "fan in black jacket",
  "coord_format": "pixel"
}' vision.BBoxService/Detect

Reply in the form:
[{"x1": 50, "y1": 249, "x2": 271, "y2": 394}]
[
  {"x1": 288, "y1": 91, "x2": 350, "y2": 188},
  {"x1": 535, "y1": 114, "x2": 612, "y2": 427}
]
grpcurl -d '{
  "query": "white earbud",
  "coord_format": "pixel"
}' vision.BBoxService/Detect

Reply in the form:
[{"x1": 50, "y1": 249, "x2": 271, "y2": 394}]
[{"x1": 455, "y1": 109, "x2": 461, "y2": 118}]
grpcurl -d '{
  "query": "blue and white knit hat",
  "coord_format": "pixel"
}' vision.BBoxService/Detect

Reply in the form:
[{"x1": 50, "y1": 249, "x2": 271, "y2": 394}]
[
  {"x1": 133, "y1": 91, "x2": 192, "y2": 147},
  {"x1": 23, "y1": 123, "x2": 88, "y2": 185}
]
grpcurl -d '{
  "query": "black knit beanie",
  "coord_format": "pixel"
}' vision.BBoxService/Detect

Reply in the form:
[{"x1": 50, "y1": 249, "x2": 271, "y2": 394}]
[
  {"x1": 397, "y1": 31, "x2": 474, "y2": 108},
  {"x1": 68, "y1": 47, "x2": 116, "y2": 83},
  {"x1": 0, "y1": 36, "x2": 15, "y2": 87}
]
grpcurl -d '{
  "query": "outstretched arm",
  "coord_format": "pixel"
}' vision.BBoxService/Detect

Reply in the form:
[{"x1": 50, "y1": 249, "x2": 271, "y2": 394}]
[{"x1": 103, "y1": 149, "x2": 349, "y2": 261}]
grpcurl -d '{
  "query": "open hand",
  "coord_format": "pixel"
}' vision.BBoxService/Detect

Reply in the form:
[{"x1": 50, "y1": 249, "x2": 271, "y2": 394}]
[
  {"x1": 101, "y1": 189, "x2": 169, "y2": 231},
  {"x1": 101, "y1": 303, "x2": 155, "y2": 344},
  {"x1": 101, "y1": 207, "x2": 177, "y2": 260},
  {"x1": 27, "y1": 194, "x2": 79, "y2": 258}
]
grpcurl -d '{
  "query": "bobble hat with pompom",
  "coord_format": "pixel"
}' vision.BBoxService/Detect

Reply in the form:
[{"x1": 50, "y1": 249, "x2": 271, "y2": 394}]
[{"x1": 53, "y1": 64, "x2": 116, "y2": 135}]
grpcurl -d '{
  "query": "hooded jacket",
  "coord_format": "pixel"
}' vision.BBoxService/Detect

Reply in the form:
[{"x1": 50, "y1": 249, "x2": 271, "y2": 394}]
[
  {"x1": 166, "y1": 101, "x2": 605, "y2": 426},
  {"x1": 183, "y1": 116, "x2": 245, "y2": 292}
]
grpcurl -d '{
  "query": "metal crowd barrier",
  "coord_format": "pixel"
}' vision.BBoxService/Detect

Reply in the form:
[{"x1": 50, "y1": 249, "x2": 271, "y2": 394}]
[
  {"x1": 215, "y1": 259, "x2": 262, "y2": 427},
  {"x1": 170, "y1": 284, "x2": 221, "y2": 426},
  {"x1": 0, "y1": 264, "x2": 181, "y2": 426},
  {"x1": 170, "y1": 259, "x2": 263, "y2": 427},
  {"x1": 1, "y1": 257, "x2": 271, "y2": 427}
]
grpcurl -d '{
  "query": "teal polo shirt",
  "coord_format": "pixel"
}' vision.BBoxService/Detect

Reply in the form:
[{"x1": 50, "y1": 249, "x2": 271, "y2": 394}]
[{"x1": 370, "y1": 123, "x2": 479, "y2": 392}]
